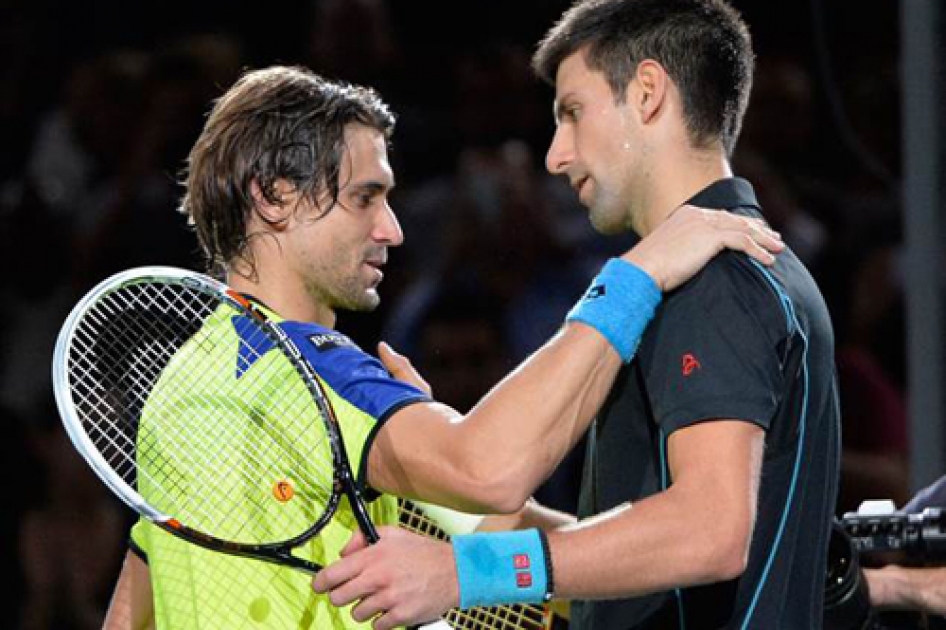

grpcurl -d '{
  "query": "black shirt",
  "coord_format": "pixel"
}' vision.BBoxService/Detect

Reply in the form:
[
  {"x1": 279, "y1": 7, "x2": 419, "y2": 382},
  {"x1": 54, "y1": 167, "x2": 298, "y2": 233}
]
[{"x1": 573, "y1": 178, "x2": 841, "y2": 630}]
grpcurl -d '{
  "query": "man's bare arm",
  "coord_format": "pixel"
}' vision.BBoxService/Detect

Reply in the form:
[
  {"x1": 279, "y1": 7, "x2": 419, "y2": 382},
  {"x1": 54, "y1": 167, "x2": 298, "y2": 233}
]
[
  {"x1": 315, "y1": 420, "x2": 765, "y2": 629},
  {"x1": 103, "y1": 551, "x2": 155, "y2": 630},
  {"x1": 866, "y1": 565, "x2": 946, "y2": 616},
  {"x1": 549, "y1": 420, "x2": 763, "y2": 598},
  {"x1": 368, "y1": 206, "x2": 781, "y2": 514}
]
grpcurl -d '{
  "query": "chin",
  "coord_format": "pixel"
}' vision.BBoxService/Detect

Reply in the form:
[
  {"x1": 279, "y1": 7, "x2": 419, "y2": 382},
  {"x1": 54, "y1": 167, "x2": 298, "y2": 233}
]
[
  {"x1": 351, "y1": 291, "x2": 381, "y2": 313},
  {"x1": 589, "y1": 213, "x2": 627, "y2": 236}
]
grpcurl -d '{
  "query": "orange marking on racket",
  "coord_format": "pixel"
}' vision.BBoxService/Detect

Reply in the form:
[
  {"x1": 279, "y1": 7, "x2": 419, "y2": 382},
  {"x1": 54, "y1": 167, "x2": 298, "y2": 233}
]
[
  {"x1": 226, "y1": 290, "x2": 251, "y2": 308},
  {"x1": 273, "y1": 480, "x2": 295, "y2": 502}
]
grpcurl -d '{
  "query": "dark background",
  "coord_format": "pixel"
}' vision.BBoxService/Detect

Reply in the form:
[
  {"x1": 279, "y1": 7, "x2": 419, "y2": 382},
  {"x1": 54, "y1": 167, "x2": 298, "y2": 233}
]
[{"x1": 0, "y1": 0, "x2": 924, "y2": 626}]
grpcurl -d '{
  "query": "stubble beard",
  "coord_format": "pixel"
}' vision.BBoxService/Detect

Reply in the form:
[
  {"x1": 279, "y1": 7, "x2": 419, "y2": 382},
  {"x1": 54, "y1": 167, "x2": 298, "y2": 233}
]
[
  {"x1": 305, "y1": 266, "x2": 381, "y2": 318},
  {"x1": 328, "y1": 277, "x2": 381, "y2": 313},
  {"x1": 587, "y1": 188, "x2": 633, "y2": 236}
]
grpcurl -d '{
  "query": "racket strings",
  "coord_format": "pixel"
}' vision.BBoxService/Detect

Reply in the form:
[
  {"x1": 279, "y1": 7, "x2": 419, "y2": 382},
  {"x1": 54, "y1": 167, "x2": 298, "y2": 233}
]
[
  {"x1": 67, "y1": 281, "x2": 339, "y2": 545},
  {"x1": 398, "y1": 500, "x2": 552, "y2": 630}
]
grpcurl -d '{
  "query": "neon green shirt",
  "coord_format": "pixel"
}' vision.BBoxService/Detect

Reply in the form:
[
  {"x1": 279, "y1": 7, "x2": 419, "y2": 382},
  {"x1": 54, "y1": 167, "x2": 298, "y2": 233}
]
[{"x1": 130, "y1": 304, "x2": 428, "y2": 628}]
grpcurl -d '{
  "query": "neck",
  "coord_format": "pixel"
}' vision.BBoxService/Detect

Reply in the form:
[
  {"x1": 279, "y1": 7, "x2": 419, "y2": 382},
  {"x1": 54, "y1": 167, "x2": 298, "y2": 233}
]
[
  {"x1": 635, "y1": 146, "x2": 732, "y2": 236},
  {"x1": 227, "y1": 261, "x2": 337, "y2": 328}
]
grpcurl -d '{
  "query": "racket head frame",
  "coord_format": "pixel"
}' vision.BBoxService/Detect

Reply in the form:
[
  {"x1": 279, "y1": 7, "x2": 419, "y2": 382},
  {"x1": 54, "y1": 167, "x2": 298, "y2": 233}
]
[{"x1": 52, "y1": 266, "x2": 377, "y2": 573}]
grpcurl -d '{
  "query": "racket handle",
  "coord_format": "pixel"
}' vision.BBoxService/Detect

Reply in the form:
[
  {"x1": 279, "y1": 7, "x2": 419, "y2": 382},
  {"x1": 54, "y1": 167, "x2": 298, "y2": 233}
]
[{"x1": 346, "y1": 485, "x2": 381, "y2": 544}]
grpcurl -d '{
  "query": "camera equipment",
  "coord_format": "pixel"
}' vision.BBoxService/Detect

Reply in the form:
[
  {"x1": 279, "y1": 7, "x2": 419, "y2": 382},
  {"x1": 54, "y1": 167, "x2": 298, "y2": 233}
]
[
  {"x1": 824, "y1": 520, "x2": 873, "y2": 630},
  {"x1": 824, "y1": 504, "x2": 946, "y2": 630},
  {"x1": 839, "y1": 507, "x2": 946, "y2": 563}
]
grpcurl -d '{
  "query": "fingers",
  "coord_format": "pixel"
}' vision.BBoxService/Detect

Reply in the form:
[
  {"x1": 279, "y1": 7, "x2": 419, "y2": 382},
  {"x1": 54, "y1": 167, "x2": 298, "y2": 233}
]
[
  {"x1": 313, "y1": 526, "x2": 399, "y2": 602},
  {"x1": 341, "y1": 529, "x2": 370, "y2": 557},
  {"x1": 312, "y1": 554, "x2": 364, "y2": 595},
  {"x1": 621, "y1": 205, "x2": 786, "y2": 292},
  {"x1": 724, "y1": 232, "x2": 777, "y2": 266},
  {"x1": 350, "y1": 593, "x2": 389, "y2": 625},
  {"x1": 377, "y1": 341, "x2": 405, "y2": 372},
  {"x1": 733, "y1": 220, "x2": 783, "y2": 265},
  {"x1": 327, "y1": 574, "x2": 377, "y2": 609},
  {"x1": 378, "y1": 342, "x2": 433, "y2": 395},
  {"x1": 686, "y1": 206, "x2": 783, "y2": 266}
]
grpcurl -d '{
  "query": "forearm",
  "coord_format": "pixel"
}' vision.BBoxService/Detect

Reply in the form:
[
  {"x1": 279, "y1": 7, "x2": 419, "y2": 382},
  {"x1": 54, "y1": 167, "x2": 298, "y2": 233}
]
[
  {"x1": 455, "y1": 322, "x2": 621, "y2": 501},
  {"x1": 547, "y1": 421, "x2": 761, "y2": 599},
  {"x1": 370, "y1": 322, "x2": 622, "y2": 513},
  {"x1": 549, "y1": 486, "x2": 749, "y2": 600},
  {"x1": 867, "y1": 565, "x2": 946, "y2": 615}
]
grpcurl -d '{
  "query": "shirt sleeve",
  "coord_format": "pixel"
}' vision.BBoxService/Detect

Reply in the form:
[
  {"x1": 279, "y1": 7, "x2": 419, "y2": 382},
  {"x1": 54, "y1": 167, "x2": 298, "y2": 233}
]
[
  {"x1": 283, "y1": 323, "x2": 431, "y2": 421},
  {"x1": 637, "y1": 255, "x2": 790, "y2": 437},
  {"x1": 282, "y1": 322, "x2": 432, "y2": 497}
]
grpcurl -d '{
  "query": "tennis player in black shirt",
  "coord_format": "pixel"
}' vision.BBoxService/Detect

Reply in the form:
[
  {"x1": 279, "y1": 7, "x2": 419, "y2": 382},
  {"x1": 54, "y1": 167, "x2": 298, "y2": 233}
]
[{"x1": 315, "y1": 1, "x2": 839, "y2": 628}]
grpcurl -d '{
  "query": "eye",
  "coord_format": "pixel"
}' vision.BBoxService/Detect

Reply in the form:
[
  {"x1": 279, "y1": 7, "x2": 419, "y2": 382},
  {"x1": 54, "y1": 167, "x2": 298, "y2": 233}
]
[
  {"x1": 557, "y1": 102, "x2": 580, "y2": 123},
  {"x1": 348, "y1": 190, "x2": 373, "y2": 209}
]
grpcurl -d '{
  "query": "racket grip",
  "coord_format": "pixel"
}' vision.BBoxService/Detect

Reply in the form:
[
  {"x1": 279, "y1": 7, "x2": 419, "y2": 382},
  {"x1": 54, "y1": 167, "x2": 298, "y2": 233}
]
[{"x1": 346, "y1": 485, "x2": 381, "y2": 544}]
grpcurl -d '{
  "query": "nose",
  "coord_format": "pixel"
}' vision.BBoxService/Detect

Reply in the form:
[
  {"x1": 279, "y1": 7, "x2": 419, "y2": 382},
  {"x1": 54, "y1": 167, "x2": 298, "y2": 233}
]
[
  {"x1": 373, "y1": 201, "x2": 404, "y2": 246},
  {"x1": 545, "y1": 125, "x2": 574, "y2": 176}
]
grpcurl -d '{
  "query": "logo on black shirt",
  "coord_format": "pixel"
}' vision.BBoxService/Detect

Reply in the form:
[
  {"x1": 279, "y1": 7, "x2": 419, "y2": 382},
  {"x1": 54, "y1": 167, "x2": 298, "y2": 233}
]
[{"x1": 682, "y1": 353, "x2": 702, "y2": 376}]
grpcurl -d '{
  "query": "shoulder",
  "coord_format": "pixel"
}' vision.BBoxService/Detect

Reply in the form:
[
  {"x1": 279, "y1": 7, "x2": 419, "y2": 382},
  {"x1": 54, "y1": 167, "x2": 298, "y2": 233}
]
[
  {"x1": 660, "y1": 251, "x2": 791, "y2": 340},
  {"x1": 278, "y1": 321, "x2": 381, "y2": 385},
  {"x1": 279, "y1": 321, "x2": 374, "y2": 371},
  {"x1": 278, "y1": 320, "x2": 430, "y2": 418}
]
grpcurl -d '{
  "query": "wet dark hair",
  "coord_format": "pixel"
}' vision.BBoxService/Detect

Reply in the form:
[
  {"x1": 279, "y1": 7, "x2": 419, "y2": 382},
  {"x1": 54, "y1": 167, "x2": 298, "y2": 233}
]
[
  {"x1": 179, "y1": 65, "x2": 395, "y2": 276},
  {"x1": 532, "y1": 0, "x2": 754, "y2": 156}
]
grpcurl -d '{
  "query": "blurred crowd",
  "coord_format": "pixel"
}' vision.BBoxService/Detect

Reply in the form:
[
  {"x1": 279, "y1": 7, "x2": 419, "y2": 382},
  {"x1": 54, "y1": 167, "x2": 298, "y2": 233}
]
[{"x1": 0, "y1": 0, "x2": 909, "y2": 627}]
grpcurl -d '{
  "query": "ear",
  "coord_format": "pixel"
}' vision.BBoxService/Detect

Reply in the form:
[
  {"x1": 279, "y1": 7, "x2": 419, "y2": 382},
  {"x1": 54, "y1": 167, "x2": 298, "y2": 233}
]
[
  {"x1": 250, "y1": 178, "x2": 296, "y2": 226},
  {"x1": 633, "y1": 59, "x2": 670, "y2": 124}
]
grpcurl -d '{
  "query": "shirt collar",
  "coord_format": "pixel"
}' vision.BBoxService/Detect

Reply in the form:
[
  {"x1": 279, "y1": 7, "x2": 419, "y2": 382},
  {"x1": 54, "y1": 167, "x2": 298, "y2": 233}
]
[{"x1": 684, "y1": 177, "x2": 760, "y2": 212}]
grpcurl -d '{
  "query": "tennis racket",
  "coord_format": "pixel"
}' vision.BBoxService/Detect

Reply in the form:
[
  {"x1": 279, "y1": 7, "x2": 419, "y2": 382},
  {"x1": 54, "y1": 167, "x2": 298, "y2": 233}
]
[
  {"x1": 399, "y1": 499, "x2": 559, "y2": 630},
  {"x1": 51, "y1": 265, "x2": 386, "y2": 575}
]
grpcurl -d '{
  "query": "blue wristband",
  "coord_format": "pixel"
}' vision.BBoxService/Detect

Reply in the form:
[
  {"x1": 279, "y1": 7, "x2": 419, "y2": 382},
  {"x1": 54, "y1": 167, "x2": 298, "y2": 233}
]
[
  {"x1": 452, "y1": 529, "x2": 553, "y2": 609},
  {"x1": 566, "y1": 258, "x2": 662, "y2": 362}
]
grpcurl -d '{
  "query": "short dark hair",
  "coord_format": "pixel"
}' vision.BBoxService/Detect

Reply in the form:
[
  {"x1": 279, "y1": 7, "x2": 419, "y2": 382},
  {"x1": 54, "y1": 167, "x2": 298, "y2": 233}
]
[
  {"x1": 532, "y1": 0, "x2": 754, "y2": 156},
  {"x1": 180, "y1": 65, "x2": 396, "y2": 276}
]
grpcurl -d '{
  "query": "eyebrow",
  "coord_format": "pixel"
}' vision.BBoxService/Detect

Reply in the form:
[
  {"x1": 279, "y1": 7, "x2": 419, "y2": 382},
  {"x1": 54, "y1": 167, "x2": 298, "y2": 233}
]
[{"x1": 348, "y1": 180, "x2": 394, "y2": 196}]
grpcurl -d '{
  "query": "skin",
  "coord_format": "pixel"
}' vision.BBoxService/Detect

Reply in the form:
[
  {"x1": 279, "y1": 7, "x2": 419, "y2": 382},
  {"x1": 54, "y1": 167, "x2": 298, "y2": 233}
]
[
  {"x1": 313, "y1": 50, "x2": 769, "y2": 630},
  {"x1": 866, "y1": 565, "x2": 946, "y2": 617},
  {"x1": 102, "y1": 553, "x2": 154, "y2": 630},
  {"x1": 231, "y1": 124, "x2": 403, "y2": 327},
  {"x1": 104, "y1": 109, "x2": 783, "y2": 627}
]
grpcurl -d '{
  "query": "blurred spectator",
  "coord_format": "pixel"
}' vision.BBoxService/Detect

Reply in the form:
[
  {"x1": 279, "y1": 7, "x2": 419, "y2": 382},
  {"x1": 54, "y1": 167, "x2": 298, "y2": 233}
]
[
  {"x1": 385, "y1": 139, "x2": 610, "y2": 514},
  {"x1": 388, "y1": 139, "x2": 606, "y2": 360},
  {"x1": 0, "y1": 400, "x2": 33, "y2": 627},
  {"x1": 77, "y1": 34, "x2": 244, "y2": 282},
  {"x1": 305, "y1": 0, "x2": 404, "y2": 92},
  {"x1": 410, "y1": 283, "x2": 513, "y2": 414},
  {"x1": 0, "y1": 180, "x2": 77, "y2": 419},
  {"x1": 25, "y1": 50, "x2": 148, "y2": 236},
  {"x1": 732, "y1": 146, "x2": 829, "y2": 269},
  {"x1": 828, "y1": 218, "x2": 909, "y2": 513},
  {"x1": 18, "y1": 400, "x2": 126, "y2": 630},
  {"x1": 739, "y1": 54, "x2": 817, "y2": 193}
]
